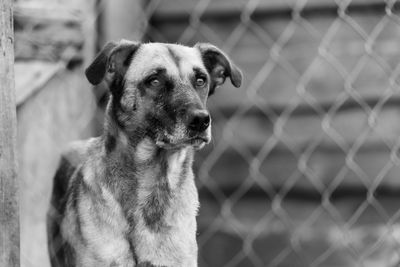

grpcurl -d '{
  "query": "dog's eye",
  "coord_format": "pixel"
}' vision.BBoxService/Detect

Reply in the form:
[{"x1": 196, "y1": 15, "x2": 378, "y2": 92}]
[
  {"x1": 195, "y1": 77, "x2": 206, "y2": 87},
  {"x1": 149, "y1": 78, "x2": 161, "y2": 87}
]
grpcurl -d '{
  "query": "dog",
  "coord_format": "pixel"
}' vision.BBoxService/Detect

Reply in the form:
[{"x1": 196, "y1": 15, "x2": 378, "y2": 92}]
[{"x1": 47, "y1": 40, "x2": 242, "y2": 267}]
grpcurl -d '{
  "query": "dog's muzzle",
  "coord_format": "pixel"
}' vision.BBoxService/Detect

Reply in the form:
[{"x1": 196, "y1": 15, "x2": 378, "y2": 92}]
[
  {"x1": 155, "y1": 108, "x2": 211, "y2": 149},
  {"x1": 186, "y1": 109, "x2": 211, "y2": 149},
  {"x1": 187, "y1": 109, "x2": 210, "y2": 134}
]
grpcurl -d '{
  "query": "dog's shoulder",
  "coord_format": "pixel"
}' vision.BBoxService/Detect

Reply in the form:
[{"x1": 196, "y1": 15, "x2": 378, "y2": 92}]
[
  {"x1": 47, "y1": 137, "x2": 104, "y2": 266},
  {"x1": 62, "y1": 137, "x2": 101, "y2": 166},
  {"x1": 52, "y1": 137, "x2": 104, "y2": 201}
]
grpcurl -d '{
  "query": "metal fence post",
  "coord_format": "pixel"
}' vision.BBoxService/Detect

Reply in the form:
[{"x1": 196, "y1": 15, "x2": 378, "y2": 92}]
[{"x1": 0, "y1": 0, "x2": 19, "y2": 266}]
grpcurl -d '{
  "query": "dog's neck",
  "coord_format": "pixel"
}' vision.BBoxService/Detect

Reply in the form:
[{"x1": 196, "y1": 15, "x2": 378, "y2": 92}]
[
  {"x1": 102, "y1": 105, "x2": 194, "y2": 173},
  {"x1": 101, "y1": 101, "x2": 195, "y2": 230}
]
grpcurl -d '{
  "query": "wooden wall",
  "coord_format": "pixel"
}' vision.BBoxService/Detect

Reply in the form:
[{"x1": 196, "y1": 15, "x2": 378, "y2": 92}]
[
  {"x1": 15, "y1": 1, "x2": 98, "y2": 266},
  {"x1": 0, "y1": 0, "x2": 19, "y2": 266},
  {"x1": 148, "y1": 1, "x2": 400, "y2": 266}
]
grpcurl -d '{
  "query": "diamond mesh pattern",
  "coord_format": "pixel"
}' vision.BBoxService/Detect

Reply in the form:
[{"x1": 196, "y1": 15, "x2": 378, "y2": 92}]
[{"x1": 144, "y1": 1, "x2": 400, "y2": 266}]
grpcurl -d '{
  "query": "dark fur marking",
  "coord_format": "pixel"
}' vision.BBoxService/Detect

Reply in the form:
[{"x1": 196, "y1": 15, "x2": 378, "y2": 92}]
[
  {"x1": 123, "y1": 47, "x2": 137, "y2": 67},
  {"x1": 108, "y1": 43, "x2": 140, "y2": 102},
  {"x1": 47, "y1": 157, "x2": 77, "y2": 267},
  {"x1": 69, "y1": 171, "x2": 88, "y2": 247},
  {"x1": 161, "y1": 94, "x2": 179, "y2": 126},
  {"x1": 142, "y1": 153, "x2": 171, "y2": 231},
  {"x1": 143, "y1": 114, "x2": 167, "y2": 141},
  {"x1": 167, "y1": 46, "x2": 181, "y2": 69},
  {"x1": 200, "y1": 52, "x2": 221, "y2": 96},
  {"x1": 177, "y1": 153, "x2": 191, "y2": 189},
  {"x1": 105, "y1": 134, "x2": 117, "y2": 153},
  {"x1": 110, "y1": 74, "x2": 126, "y2": 105},
  {"x1": 128, "y1": 237, "x2": 138, "y2": 265},
  {"x1": 165, "y1": 79, "x2": 174, "y2": 92},
  {"x1": 110, "y1": 77, "x2": 128, "y2": 130},
  {"x1": 137, "y1": 262, "x2": 167, "y2": 267},
  {"x1": 136, "y1": 80, "x2": 147, "y2": 97}
]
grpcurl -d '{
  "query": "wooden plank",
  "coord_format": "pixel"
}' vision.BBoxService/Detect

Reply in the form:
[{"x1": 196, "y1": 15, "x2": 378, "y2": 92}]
[
  {"x1": 151, "y1": 0, "x2": 398, "y2": 23},
  {"x1": 18, "y1": 68, "x2": 96, "y2": 267},
  {"x1": 15, "y1": 0, "x2": 98, "y2": 67},
  {"x1": 15, "y1": 61, "x2": 63, "y2": 106},
  {"x1": 198, "y1": 196, "x2": 400, "y2": 267},
  {"x1": 0, "y1": 0, "x2": 19, "y2": 266},
  {"x1": 14, "y1": 3, "x2": 85, "y2": 61},
  {"x1": 102, "y1": 0, "x2": 147, "y2": 44},
  {"x1": 151, "y1": 12, "x2": 400, "y2": 110},
  {"x1": 14, "y1": 2, "x2": 82, "y2": 22}
]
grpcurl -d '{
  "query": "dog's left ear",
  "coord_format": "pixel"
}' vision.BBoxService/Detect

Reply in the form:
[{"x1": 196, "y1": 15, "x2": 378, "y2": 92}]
[
  {"x1": 85, "y1": 40, "x2": 140, "y2": 86},
  {"x1": 195, "y1": 43, "x2": 243, "y2": 95}
]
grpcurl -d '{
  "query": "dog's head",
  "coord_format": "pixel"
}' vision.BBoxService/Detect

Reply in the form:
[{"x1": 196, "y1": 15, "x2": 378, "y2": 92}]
[{"x1": 85, "y1": 40, "x2": 242, "y2": 150}]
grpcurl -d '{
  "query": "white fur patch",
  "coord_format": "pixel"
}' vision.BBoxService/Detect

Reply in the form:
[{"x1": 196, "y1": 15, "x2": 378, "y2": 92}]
[
  {"x1": 167, "y1": 148, "x2": 188, "y2": 189},
  {"x1": 79, "y1": 186, "x2": 133, "y2": 265},
  {"x1": 132, "y1": 170, "x2": 199, "y2": 267},
  {"x1": 135, "y1": 138, "x2": 156, "y2": 162},
  {"x1": 118, "y1": 131, "x2": 130, "y2": 147},
  {"x1": 62, "y1": 165, "x2": 134, "y2": 266},
  {"x1": 132, "y1": 147, "x2": 199, "y2": 266}
]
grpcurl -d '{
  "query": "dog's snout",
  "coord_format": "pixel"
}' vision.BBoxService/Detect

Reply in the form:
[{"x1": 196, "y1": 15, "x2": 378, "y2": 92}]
[{"x1": 188, "y1": 110, "x2": 210, "y2": 133}]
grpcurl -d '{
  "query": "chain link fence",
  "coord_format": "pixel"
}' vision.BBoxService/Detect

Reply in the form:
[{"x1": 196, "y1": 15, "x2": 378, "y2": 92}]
[
  {"x1": 16, "y1": 0, "x2": 400, "y2": 266},
  {"x1": 143, "y1": 0, "x2": 400, "y2": 266}
]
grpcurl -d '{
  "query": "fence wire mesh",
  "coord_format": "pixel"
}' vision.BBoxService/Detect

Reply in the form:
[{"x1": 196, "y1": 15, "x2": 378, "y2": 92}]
[
  {"x1": 16, "y1": 0, "x2": 400, "y2": 266},
  {"x1": 142, "y1": 1, "x2": 400, "y2": 266}
]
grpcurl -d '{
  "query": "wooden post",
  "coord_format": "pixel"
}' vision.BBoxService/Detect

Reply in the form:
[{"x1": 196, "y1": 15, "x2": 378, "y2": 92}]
[
  {"x1": 103, "y1": 0, "x2": 147, "y2": 44},
  {"x1": 0, "y1": 0, "x2": 19, "y2": 266}
]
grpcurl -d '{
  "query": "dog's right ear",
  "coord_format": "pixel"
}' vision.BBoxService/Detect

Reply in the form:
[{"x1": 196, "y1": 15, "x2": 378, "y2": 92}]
[
  {"x1": 195, "y1": 43, "x2": 242, "y2": 96},
  {"x1": 85, "y1": 40, "x2": 140, "y2": 85}
]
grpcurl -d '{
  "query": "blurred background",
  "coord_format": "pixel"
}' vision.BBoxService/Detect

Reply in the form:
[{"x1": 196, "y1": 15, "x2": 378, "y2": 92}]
[{"x1": 15, "y1": 0, "x2": 400, "y2": 266}]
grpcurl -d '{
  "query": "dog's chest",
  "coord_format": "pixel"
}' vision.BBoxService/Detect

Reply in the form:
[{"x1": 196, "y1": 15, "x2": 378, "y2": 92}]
[
  {"x1": 131, "y1": 148, "x2": 199, "y2": 266},
  {"x1": 68, "y1": 147, "x2": 200, "y2": 266}
]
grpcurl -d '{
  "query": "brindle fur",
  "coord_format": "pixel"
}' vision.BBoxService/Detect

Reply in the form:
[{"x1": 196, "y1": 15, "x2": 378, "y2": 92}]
[{"x1": 47, "y1": 40, "x2": 242, "y2": 267}]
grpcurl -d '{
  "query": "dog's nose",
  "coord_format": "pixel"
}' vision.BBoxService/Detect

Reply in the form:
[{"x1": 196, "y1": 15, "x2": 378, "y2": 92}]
[{"x1": 188, "y1": 110, "x2": 211, "y2": 132}]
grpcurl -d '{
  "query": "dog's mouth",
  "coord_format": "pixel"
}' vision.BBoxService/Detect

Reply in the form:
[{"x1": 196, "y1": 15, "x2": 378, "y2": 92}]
[
  {"x1": 155, "y1": 135, "x2": 210, "y2": 150},
  {"x1": 188, "y1": 136, "x2": 210, "y2": 149}
]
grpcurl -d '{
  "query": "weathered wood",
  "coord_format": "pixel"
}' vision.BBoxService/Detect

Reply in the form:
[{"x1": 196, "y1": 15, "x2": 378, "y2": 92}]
[
  {"x1": 0, "y1": 0, "x2": 19, "y2": 266},
  {"x1": 15, "y1": 2, "x2": 97, "y2": 266},
  {"x1": 15, "y1": 61, "x2": 63, "y2": 106},
  {"x1": 14, "y1": 2, "x2": 82, "y2": 23},
  {"x1": 151, "y1": 0, "x2": 399, "y2": 23},
  {"x1": 18, "y1": 67, "x2": 96, "y2": 267},
  {"x1": 14, "y1": 2, "x2": 84, "y2": 62},
  {"x1": 102, "y1": 0, "x2": 146, "y2": 44}
]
